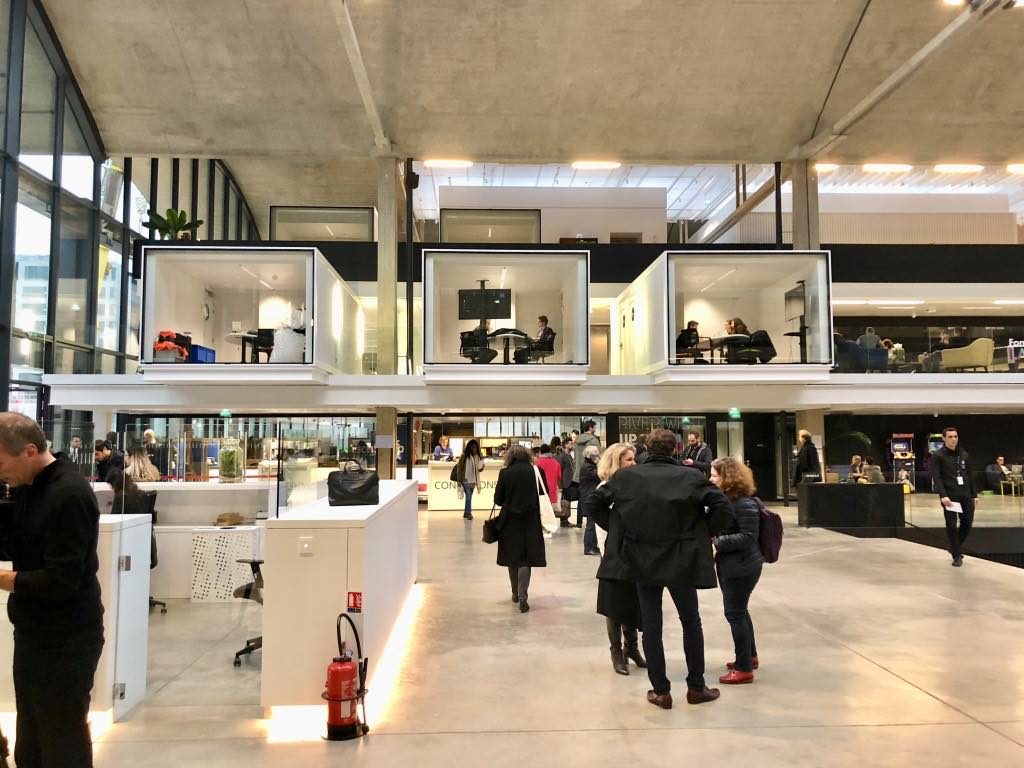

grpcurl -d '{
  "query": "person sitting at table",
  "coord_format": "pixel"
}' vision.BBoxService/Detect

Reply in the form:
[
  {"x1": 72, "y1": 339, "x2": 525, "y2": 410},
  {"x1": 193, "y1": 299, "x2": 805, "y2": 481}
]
[
  {"x1": 861, "y1": 457, "x2": 885, "y2": 484},
  {"x1": 675, "y1": 321, "x2": 703, "y2": 360},
  {"x1": 462, "y1": 320, "x2": 498, "y2": 364},
  {"x1": 731, "y1": 318, "x2": 750, "y2": 336},
  {"x1": 433, "y1": 436, "x2": 455, "y2": 462},
  {"x1": 992, "y1": 455, "x2": 1023, "y2": 493},
  {"x1": 514, "y1": 315, "x2": 556, "y2": 364},
  {"x1": 848, "y1": 455, "x2": 863, "y2": 482},
  {"x1": 856, "y1": 326, "x2": 882, "y2": 350}
]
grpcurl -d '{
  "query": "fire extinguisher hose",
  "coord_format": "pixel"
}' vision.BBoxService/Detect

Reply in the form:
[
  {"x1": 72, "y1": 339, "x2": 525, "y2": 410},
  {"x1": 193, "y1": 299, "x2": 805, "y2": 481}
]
[{"x1": 336, "y1": 612, "x2": 371, "y2": 734}]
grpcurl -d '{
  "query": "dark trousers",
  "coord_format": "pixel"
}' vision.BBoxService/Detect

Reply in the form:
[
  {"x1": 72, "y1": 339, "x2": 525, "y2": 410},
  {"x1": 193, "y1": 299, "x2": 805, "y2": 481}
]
[
  {"x1": 636, "y1": 582, "x2": 704, "y2": 694},
  {"x1": 508, "y1": 566, "x2": 532, "y2": 600},
  {"x1": 942, "y1": 497, "x2": 975, "y2": 559},
  {"x1": 583, "y1": 517, "x2": 598, "y2": 553},
  {"x1": 720, "y1": 568, "x2": 761, "y2": 672},
  {"x1": 14, "y1": 631, "x2": 104, "y2": 768}
]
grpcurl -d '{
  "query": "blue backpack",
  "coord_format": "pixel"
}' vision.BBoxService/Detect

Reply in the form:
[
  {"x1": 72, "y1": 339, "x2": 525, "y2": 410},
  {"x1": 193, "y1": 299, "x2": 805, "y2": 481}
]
[{"x1": 753, "y1": 496, "x2": 783, "y2": 564}]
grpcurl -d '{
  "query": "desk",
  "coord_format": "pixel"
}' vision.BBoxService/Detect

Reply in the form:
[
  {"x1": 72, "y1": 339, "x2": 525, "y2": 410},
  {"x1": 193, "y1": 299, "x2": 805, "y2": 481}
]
[
  {"x1": 224, "y1": 331, "x2": 258, "y2": 363},
  {"x1": 491, "y1": 330, "x2": 530, "y2": 365},
  {"x1": 798, "y1": 482, "x2": 905, "y2": 529},
  {"x1": 426, "y1": 459, "x2": 502, "y2": 511},
  {"x1": 709, "y1": 334, "x2": 750, "y2": 363}
]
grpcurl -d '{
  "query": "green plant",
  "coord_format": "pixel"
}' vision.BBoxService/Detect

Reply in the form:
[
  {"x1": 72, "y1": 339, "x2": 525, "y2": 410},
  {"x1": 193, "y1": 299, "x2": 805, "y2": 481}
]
[{"x1": 142, "y1": 208, "x2": 204, "y2": 240}]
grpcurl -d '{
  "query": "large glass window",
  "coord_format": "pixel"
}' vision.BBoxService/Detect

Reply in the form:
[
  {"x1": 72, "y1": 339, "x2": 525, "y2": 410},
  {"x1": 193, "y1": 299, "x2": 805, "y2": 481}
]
[
  {"x1": 19, "y1": 24, "x2": 56, "y2": 179},
  {"x1": 99, "y1": 159, "x2": 124, "y2": 220},
  {"x1": 10, "y1": 336, "x2": 45, "y2": 382},
  {"x1": 440, "y1": 209, "x2": 541, "y2": 243},
  {"x1": 13, "y1": 172, "x2": 51, "y2": 335},
  {"x1": 0, "y1": 0, "x2": 9, "y2": 148},
  {"x1": 270, "y1": 207, "x2": 375, "y2": 241},
  {"x1": 55, "y1": 196, "x2": 93, "y2": 345},
  {"x1": 53, "y1": 344, "x2": 92, "y2": 374},
  {"x1": 60, "y1": 98, "x2": 93, "y2": 200},
  {"x1": 96, "y1": 219, "x2": 123, "y2": 350}
]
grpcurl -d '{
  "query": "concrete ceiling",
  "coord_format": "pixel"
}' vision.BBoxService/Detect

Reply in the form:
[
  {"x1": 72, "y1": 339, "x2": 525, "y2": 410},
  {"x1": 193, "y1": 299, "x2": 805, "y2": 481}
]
[{"x1": 42, "y1": 0, "x2": 1024, "y2": 222}]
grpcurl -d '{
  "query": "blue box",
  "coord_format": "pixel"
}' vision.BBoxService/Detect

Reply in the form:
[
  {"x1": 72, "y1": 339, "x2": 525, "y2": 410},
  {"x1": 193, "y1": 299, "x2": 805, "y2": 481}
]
[{"x1": 190, "y1": 345, "x2": 216, "y2": 364}]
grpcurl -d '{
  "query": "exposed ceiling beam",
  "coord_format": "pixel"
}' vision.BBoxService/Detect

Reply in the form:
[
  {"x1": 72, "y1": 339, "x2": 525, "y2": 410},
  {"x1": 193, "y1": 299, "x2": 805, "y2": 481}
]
[
  {"x1": 331, "y1": 0, "x2": 391, "y2": 153},
  {"x1": 791, "y1": 0, "x2": 1007, "y2": 160}
]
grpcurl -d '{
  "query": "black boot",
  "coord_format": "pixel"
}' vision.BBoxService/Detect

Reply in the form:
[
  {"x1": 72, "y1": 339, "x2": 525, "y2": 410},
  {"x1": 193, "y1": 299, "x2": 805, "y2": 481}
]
[
  {"x1": 623, "y1": 627, "x2": 647, "y2": 668},
  {"x1": 509, "y1": 567, "x2": 519, "y2": 603},
  {"x1": 607, "y1": 618, "x2": 628, "y2": 675}
]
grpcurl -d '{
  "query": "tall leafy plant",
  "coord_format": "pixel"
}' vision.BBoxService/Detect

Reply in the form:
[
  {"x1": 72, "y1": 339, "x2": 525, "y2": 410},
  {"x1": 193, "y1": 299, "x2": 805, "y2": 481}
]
[{"x1": 142, "y1": 208, "x2": 203, "y2": 240}]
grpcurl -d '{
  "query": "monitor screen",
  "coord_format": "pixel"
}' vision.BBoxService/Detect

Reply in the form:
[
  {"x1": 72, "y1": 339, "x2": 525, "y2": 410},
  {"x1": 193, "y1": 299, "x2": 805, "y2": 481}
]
[
  {"x1": 458, "y1": 288, "x2": 512, "y2": 320},
  {"x1": 891, "y1": 439, "x2": 911, "y2": 453}
]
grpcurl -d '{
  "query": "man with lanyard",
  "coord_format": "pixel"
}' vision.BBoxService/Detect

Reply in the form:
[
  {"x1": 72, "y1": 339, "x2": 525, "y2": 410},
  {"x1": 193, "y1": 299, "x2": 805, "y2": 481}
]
[
  {"x1": 930, "y1": 426, "x2": 979, "y2": 568},
  {"x1": 680, "y1": 430, "x2": 712, "y2": 478}
]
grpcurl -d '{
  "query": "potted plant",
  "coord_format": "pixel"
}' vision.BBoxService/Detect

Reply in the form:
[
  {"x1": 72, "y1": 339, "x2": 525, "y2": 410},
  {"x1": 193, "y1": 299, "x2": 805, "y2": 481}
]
[{"x1": 142, "y1": 208, "x2": 204, "y2": 240}]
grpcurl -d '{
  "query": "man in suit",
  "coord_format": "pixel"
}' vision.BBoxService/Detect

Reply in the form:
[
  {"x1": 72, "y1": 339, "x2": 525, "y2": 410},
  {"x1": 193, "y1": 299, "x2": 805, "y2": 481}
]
[
  {"x1": 931, "y1": 426, "x2": 978, "y2": 568},
  {"x1": 514, "y1": 315, "x2": 555, "y2": 364},
  {"x1": 589, "y1": 428, "x2": 733, "y2": 710}
]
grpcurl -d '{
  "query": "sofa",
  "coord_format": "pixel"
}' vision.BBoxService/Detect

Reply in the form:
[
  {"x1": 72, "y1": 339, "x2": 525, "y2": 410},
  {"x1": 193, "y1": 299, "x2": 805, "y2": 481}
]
[{"x1": 938, "y1": 338, "x2": 994, "y2": 372}]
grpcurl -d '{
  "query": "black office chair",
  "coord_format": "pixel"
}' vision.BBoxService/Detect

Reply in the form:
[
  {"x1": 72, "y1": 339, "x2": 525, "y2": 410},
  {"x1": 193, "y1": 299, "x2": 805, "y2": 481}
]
[
  {"x1": 459, "y1": 330, "x2": 497, "y2": 364},
  {"x1": 233, "y1": 559, "x2": 264, "y2": 666},
  {"x1": 529, "y1": 329, "x2": 557, "y2": 363},
  {"x1": 141, "y1": 490, "x2": 167, "y2": 614},
  {"x1": 251, "y1": 328, "x2": 275, "y2": 363}
]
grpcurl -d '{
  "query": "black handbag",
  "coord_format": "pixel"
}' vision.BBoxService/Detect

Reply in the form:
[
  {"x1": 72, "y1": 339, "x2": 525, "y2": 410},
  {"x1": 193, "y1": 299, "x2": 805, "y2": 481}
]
[
  {"x1": 449, "y1": 463, "x2": 459, "y2": 482},
  {"x1": 328, "y1": 463, "x2": 380, "y2": 506},
  {"x1": 482, "y1": 505, "x2": 502, "y2": 544}
]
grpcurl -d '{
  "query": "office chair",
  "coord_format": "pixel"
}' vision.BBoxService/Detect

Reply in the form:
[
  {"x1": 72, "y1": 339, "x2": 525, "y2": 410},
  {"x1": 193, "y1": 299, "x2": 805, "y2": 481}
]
[
  {"x1": 252, "y1": 328, "x2": 275, "y2": 363},
  {"x1": 459, "y1": 330, "x2": 497, "y2": 364},
  {"x1": 529, "y1": 329, "x2": 557, "y2": 363},
  {"x1": 233, "y1": 558, "x2": 264, "y2": 666},
  {"x1": 140, "y1": 490, "x2": 167, "y2": 614}
]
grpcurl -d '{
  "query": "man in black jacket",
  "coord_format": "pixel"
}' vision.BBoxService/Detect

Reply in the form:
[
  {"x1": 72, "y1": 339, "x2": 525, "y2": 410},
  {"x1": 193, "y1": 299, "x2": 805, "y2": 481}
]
[
  {"x1": 930, "y1": 426, "x2": 978, "y2": 567},
  {"x1": 0, "y1": 412, "x2": 104, "y2": 768},
  {"x1": 590, "y1": 429, "x2": 734, "y2": 710},
  {"x1": 680, "y1": 430, "x2": 712, "y2": 478},
  {"x1": 94, "y1": 439, "x2": 124, "y2": 482}
]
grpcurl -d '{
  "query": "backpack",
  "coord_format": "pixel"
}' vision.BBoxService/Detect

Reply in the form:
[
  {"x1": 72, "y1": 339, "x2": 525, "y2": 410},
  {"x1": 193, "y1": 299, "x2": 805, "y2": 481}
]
[{"x1": 753, "y1": 496, "x2": 783, "y2": 563}]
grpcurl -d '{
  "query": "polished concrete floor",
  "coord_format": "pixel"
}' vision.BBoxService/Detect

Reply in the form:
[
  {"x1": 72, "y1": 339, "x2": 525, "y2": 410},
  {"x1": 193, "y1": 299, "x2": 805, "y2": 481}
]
[
  {"x1": 905, "y1": 492, "x2": 1024, "y2": 527},
  {"x1": 93, "y1": 504, "x2": 1024, "y2": 766}
]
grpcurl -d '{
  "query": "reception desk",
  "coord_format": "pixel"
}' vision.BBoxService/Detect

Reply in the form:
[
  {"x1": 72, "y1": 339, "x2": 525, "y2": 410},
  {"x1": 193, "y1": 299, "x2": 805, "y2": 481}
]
[
  {"x1": 261, "y1": 479, "x2": 418, "y2": 708},
  {"x1": 798, "y1": 482, "x2": 906, "y2": 529},
  {"x1": 426, "y1": 459, "x2": 502, "y2": 511}
]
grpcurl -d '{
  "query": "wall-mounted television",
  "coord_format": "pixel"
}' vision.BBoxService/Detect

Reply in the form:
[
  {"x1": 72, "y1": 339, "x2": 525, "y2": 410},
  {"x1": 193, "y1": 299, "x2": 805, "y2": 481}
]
[{"x1": 458, "y1": 288, "x2": 512, "y2": 320}]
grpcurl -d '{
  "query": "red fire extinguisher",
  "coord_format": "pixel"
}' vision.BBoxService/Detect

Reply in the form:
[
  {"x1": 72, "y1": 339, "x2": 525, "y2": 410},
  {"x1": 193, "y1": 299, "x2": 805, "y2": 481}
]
[{"x1": 323, "y1": 612, "x2": 369, "y2": 741}]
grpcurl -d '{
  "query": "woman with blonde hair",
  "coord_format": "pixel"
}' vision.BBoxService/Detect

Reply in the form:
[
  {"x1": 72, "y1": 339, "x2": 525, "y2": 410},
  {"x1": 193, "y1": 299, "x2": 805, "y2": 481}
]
[
  {"x1": 585, "y1": 442, "x2": 646, "y2": 675},
  {"x1": 710, "y1": 456, "x2": 763, "y2": 685},
  {"x1": 126, "y1": 445, "x2": 161, "y2": 482}
]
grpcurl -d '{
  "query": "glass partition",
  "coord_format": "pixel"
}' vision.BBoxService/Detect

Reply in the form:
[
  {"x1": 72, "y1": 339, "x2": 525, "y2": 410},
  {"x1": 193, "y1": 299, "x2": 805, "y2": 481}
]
[
  {"x1": 668, "y1": 250, "x2": 831, "y2": 366},
  {"x1": 423, "y1": 248, "x2": 589, "y2": 366},
  {"x1": 270, "y1": 206, "x2": 375, "y2": 241}
]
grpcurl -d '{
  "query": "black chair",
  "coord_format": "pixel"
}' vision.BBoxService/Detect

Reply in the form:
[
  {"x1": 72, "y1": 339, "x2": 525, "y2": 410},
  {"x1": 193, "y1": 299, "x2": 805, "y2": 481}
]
[
  {"x1": 141, "y1": 490, "x2": 167, "y2": 614},
  {"x1": 459, "y1": 330, "x2": 497, "y2": 364},
  {"x1": 233, "y1": 559, "x2": 264, "y2": 666},
  {"x1": 251, "y1": 328, "x2": 274, "y2": 363},
  {"x1": 529, "y1": 329, "x2": 557, "y2": 363}
]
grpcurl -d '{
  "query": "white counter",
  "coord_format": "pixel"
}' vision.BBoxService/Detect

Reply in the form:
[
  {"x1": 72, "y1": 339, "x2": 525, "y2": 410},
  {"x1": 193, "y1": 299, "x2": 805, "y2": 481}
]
[
  {"x1": 261, "y1": 479, "x2": 418, "y2": 708},
  {"x1": 93, "y1": 479, "x2": 277, "y2": 526},
  {"x1": 425, "y1": 459, "x2": 502, "y2": 512}
]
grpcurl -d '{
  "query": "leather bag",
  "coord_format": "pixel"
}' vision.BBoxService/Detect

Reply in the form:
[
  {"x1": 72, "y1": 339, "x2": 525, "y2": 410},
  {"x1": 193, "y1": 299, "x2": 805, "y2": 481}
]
[
  {"x1": 482, "y1": 504, "x2": 502, "y2": 544},
  {"x1": 328, "y1": 463, "x2": 380, "y2": 506}
]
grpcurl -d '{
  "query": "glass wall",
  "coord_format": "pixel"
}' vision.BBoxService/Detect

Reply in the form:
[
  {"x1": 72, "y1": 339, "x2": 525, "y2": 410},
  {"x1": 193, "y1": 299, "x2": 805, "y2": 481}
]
[{"x1": 270, "y1": 206, "x2": 375, "y2": 241}]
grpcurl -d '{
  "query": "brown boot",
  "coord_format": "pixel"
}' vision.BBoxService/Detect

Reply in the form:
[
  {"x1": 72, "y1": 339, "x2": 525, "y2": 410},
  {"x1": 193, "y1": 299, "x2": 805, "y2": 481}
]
[
  {"x1": 606, "y1": 618, "x2": 628, "y2": 675},
  {"x1": 623, "y1": 627, "x2": 646, "y2": 668}
]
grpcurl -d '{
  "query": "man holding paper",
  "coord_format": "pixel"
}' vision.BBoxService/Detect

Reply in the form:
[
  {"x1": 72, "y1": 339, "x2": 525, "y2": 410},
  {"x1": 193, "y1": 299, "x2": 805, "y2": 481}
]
[{"x1": 930, "y1": 427, "x2": 978, "y2": 568}]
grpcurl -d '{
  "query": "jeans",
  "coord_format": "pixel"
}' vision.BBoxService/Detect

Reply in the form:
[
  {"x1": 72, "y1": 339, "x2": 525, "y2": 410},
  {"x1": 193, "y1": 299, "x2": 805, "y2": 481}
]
[
  {"x1": 462, "y1": 482, "x2": 475, "y2": 518},
  {"x1": 720, "y1": 568, "x2": 761, "y2": 672},
  {"x1": 583, "y1": 517, "x2": 598, "y2": 553},
  {"x1": 508, "y1": 566, "x2": 532, "y2": 600},
  {"x1": 636, "y1": 582, "x2": 705, "y2": 694},
  {"x1": 942, "y1": 497, "x2": 975, "y2": 559},
  {"x1": 14, "y1": 631, "x2": 104, "y2": 768}
]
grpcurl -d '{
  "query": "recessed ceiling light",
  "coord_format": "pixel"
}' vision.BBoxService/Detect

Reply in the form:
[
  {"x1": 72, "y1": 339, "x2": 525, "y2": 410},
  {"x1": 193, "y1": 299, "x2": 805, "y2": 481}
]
[
  {"x1": 863, "y1": 163, "x2": 913, "y2": 173},
  {"x1": 876, "y1": 306, "x2": 917, "y2": 310},
  {"x1": 571, "y1": 161, "x2": 621, "y2": 170},
  {"x1": 994, "y1": 300, "x2": 1024, "y2": 305},
  {"x1": 963, "y1": 306, "x2": 1001, "y2": 310},
  {"x1": 934, "y1": 163, "x2": 984, "y2": 173},
  {"x1": 1008, "y1": 164, "x2": 1024, "y2": 175},
  {"x1": 942, "y1": 0, "x2": 962, "y2": 6},
  {"x1": 831, "y1": 299, "x2": 868, "y2": 305},
  {"x1": 815, "y1": 163, "x2": 839, "y2": 173},
  {"x1": 423, "y1": 159, "x2": 473, "y2": 169},
  {"x1": 867, "y1": 299, "x2": 924, "y2": 305}
]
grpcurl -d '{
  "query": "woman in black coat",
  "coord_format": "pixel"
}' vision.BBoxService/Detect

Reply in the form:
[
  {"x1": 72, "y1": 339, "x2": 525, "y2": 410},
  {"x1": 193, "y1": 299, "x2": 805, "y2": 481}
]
[
  {"x1": 494, "y1": 444, "x2": 547, "y2": 613},
  {"x1": 578, "y1": 445, "x2": 601, "y2": 555},
  {"x1": 711, "y1": 457, "x2": 764, "y2": 685},
  {"x1": 585, "y1": 442, "x2": 646, "y2": 676},
  {"x1": 793, "y1": 429, "x2": 821, "y2": 485}
]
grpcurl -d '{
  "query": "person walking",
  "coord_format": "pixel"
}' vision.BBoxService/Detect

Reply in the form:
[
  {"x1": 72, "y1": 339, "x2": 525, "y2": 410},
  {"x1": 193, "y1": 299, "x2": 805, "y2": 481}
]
[
  {"x1": 494, "y1": 445, "x2": 547, "y2": 612},
  {"x1": 573, "y1": 419, "x2": 601, "y2": 482},
  {"x1": 456, "y1": 439, "x2": 485, "y2": 520},
  {"x1": 578, "y1": 444, "x2": 601, "y2": 556},
  {"x1": 680, "y1": 430, "x2": 712, "y2": 478},
  {"x1": 535, "y1": 444, "x2": 565, "y2": 527},
  {"x1": 586, "y1": 442, "x2": 647, "y2": 676},
  {"x1": 551, "y1": 436, "x2": 576, "y2": 524},
  {"x1": 793, "y1": 429, "x2": 821, "y2": 485},
  {"x1": 710, "y1": 457, "x2": 763, "y2": 685},
  {"x1": 589, "y1": 429, "x2": 733, "y2": 709},
  {"x1": 931, "y1": 426, "x2": 978, "y2": 567},
  {"x1": 0, "y1": 412, "x2": 105, "y2": 768}
]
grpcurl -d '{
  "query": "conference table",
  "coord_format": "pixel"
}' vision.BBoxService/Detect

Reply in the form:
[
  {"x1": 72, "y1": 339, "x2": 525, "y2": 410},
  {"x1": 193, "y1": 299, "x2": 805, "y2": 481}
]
[{"x1": 490, "y1": 330, "x2": 530, "y2": 365}]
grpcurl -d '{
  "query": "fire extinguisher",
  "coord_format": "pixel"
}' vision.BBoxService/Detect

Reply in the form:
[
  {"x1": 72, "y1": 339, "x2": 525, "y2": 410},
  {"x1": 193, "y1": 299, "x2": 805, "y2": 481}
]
[{"x1": 323, "y1": 612, "x2": 369, "y2": 741}]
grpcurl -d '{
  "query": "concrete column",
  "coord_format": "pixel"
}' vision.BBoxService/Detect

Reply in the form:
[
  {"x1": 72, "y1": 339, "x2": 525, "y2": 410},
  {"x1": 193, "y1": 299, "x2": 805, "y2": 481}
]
[
  {"x1": 376, "y1": 156, "x2": 399, "y2": 375},
  {"x1": 796, "y1": 409, "x2": 827, "y2": 476},
  {"x1": 374, "y1": 406, "x2": 397, "y2": 480},
  {"x1": 789, "y1": 160, "x2": 820, "y2": 250}
]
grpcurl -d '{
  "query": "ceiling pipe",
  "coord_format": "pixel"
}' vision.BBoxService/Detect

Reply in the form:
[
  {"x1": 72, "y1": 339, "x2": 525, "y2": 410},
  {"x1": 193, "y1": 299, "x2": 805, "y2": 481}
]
[
  {"x1": 332, "y1": 0, "x2": 392, "y2": 152},
  {"x1": 791, "y1": 0, "x2": 1006, "y2": 159}
]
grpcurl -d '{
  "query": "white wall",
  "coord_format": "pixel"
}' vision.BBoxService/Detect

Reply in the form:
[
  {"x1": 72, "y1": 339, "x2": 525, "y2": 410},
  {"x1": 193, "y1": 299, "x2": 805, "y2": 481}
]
[
  {"x1": 439, "y1": 186, "x2": 666, "y2": 244},
  {"x1": 612, "y1": 255, "x2": 667, "y2": 374},
  {"x1": 314, "y1": 253, "x2": 361, "y2": 373}
]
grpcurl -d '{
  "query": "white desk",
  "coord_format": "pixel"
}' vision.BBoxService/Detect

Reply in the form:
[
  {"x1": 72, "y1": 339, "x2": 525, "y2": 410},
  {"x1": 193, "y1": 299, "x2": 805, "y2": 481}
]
[
  {"x1": 426, "y1": 459, "x2": 502, "y2": 511},
  {"x1": 261, "y1": 479, "x2": 418, "y2": 708},
  {"x1": 224, "y1": 331, "x2": 258, "y2": 363}
]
